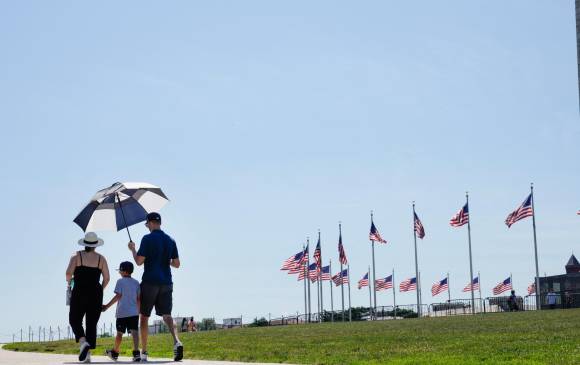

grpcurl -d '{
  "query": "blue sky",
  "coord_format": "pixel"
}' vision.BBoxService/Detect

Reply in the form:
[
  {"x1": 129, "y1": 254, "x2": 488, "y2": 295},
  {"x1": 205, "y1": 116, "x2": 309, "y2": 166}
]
[{"x1": 0, "y1": 1, "x2": 579, "y2": 341}]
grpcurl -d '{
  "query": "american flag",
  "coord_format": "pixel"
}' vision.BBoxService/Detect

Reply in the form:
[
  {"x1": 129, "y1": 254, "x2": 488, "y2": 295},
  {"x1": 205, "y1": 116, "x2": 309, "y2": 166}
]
[
  {"x1": 399, "y1": 277, "x2": 417, "y2": 292},
  {"x1": 527, "y1": 282, "x2": 536, "y2": 295},
  {"x1": 414, "y1": 212, "x2": 425, "y2": 239},
  {"x1": 358, "y1": 273, "x2": 369, "y2": 289},
  {"x1": 492, "y1": 277, "x2": 512, "y2": 295},
  {"x1": 298, "y1": 263, "x2": 318, "y2": 281},
  {"x1": 288, "y1": 246, "x2": 309, "y2": 274},
  {"x1": 338, "y1": 232, "x2": 348, "y2": 265},
  {"x1": 332, "y1": 269, "x2": 349, "y2": 286},
  {"x1": 375, "y1": 275, "x2": 393, "y2": 291},
  {"x1": 462, "y1": 277, "x2": 480, "y2": 292},
  {"x1": 450, "y1": 203, "x2": 469, "y2": 227},
  {"x1": 369, "y1": 221, "x2": 387, "y2": 244},
  {"x1": 314, "y1": 238, "x2": 322, "y2": 268},
  {"x1": 281, "y1": 250, "x2": 304, "y2": 271},
  {"x1": 320, "y1": 265, "x2": 331, "y2": 281},
  {"x1": 505, "y1": 194, "x2": 533, "y2": 228},
  {"x1": 431, "y1": 277, "x2": 448, "y2": 296}
]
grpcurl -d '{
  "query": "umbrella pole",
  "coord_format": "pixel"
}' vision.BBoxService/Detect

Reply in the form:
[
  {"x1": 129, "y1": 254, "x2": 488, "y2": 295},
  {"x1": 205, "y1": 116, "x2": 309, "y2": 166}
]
[{"x1": 116, "y1": 193, "x2": 133, "y2": 242}]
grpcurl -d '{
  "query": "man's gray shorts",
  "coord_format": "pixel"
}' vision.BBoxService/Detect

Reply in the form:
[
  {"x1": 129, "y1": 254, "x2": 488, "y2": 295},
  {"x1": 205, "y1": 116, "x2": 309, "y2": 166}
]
[{"x1": 140, "y1": 282, "x2": 173, "y2": 317}]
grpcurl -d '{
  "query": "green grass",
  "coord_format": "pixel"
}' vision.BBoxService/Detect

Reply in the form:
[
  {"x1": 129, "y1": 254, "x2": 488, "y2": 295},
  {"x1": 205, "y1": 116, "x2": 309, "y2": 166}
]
[{"x1": 6, "y1": 309, "x2": 580, "y2": 364}]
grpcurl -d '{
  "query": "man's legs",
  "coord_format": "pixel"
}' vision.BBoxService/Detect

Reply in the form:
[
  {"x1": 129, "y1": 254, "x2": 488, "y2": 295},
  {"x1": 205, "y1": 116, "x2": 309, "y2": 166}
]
[
  {"x1": 140, "y1": 315, "x2": 149, "y2": 352},
  {"x1": 162, "y1": 315, "x2": 180, "y2": 344}
]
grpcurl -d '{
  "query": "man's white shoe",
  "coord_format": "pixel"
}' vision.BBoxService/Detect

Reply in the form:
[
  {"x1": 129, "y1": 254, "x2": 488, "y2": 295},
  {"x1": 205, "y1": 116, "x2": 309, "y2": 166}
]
[{"x1": 174, "y1": 341, "x2": 184, "y2": 361}]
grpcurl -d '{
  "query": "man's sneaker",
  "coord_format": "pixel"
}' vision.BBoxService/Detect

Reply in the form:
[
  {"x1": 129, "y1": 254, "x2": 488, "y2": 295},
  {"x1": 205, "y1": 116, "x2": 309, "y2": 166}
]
[
  {"x1": 79, "y1": 341, "x2": 90, "y2": 362},
  {"x1": 105, "y1": 349, "x2": 119, "y2": 361},
  {"x1": 173, "y1": 341, "x2": 184, "y2": 361},
  {"x1": 132, "y1": 350, "x2": 141, "y2": 362},
  {"x1": 141, "y1": 351, "x2": 148, "y2": 362}
]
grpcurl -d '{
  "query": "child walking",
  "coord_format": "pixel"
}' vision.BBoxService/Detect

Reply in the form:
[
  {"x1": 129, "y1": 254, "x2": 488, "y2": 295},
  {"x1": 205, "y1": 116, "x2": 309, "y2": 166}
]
[{"x1": 103, "y1": 261, "x2": 141, "y2": 362}]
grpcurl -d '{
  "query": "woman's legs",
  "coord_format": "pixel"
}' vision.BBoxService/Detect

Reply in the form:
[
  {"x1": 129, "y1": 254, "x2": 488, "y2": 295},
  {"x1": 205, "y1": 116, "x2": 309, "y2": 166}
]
[
  {"x1": 84, "y1": 299, "x2": 102, "y2": 349},
  {"x1": 68, "y1": 296, "x2": 87, "y2": 342}
]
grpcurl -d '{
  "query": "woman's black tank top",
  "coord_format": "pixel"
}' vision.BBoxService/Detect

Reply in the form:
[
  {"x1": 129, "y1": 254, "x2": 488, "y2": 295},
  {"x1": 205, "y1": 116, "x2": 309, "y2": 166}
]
[{"x1": 72, "y1": 251, "x2": 103, "y2": 293}]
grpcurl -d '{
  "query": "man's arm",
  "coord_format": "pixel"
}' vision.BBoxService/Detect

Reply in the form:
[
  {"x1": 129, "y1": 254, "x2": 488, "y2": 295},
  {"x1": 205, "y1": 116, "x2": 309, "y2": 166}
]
[
  {"x1": 170, "y1": 258, "x2": 181, "y2": 268},
  {"x1": 128, "y1": 241, "x2": 145, "y2": 266}
]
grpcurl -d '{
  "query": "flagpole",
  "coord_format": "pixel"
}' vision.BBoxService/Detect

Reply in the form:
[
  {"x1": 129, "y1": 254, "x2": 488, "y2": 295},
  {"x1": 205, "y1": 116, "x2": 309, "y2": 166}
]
[
  {"x1": 318, "y1": 230, "x2": 324, "y2": 322},
  {"x1": 392, "y1": 268, "x2": 397, "y2": 319},
  {"x1": 371, "y1": 211, "x2": 377, "y2": 320},
  {"x1": 347, "y1": 264, "x2": 352, "y2": 321},
  {"x1": 307, "y1": 238, "x2": 311, "y2": 323},
  {"x1": 339, "y1": 223, "x2": 345, "y2": 321},
  {"x1": 478, "y1": 271, "x2": 482, "y2": 313},
  {"x1": 447, "y1": 272, "x2": 451, "y2": 302},
  {"x1": 531, "y1": 183, "x2": 541, "y2": 310},
  {"x1": 368, "y1": 266, "x2": 372, "y2": 319},
  {"x1": 412, "y1": 202, "x2": 421, "y2": 317},
  {"x1": 303, "y1": 244, "x2": 307, "y2": 322},
  {"x1": 466, "y1": 192, "x2": 475, "y2": 315},
  {"x1": 329, "y1": 260, "x2": 334, "y2": 322}
]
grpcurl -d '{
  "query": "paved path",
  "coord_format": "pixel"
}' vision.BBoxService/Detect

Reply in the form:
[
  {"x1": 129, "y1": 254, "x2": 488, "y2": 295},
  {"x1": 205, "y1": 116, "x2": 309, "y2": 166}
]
[{"x1": 0, "y1": 345, "x2": 285, "y2": 365}]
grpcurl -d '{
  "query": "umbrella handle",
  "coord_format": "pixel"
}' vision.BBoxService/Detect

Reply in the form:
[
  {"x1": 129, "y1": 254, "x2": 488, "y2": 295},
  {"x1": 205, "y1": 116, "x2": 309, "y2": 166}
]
[{"x1": 116, "y1": 193, "x2": 133, "y2": 242}]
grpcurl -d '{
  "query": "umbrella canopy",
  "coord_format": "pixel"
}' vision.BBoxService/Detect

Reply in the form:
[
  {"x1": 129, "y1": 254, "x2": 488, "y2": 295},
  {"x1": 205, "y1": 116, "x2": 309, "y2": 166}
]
[{"x1": 74, "y1": 182, "x2": 169, "y2": 232}]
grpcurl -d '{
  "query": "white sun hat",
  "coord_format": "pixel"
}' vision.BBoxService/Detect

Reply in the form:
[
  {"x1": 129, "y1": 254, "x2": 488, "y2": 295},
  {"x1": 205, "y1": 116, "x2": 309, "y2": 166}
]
[{"x1": 78, "y1": 232, "x2": 104, "y2": 248}]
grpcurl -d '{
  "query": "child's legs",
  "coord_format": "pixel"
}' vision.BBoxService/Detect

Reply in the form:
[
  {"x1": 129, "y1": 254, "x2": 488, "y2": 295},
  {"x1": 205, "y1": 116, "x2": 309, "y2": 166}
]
[
  {"x1": 114, "y1": 332, "x2": 123, "y2": 352},
  {"x1": 130, "y1": 330, "x2": 139, "y2": 351}
]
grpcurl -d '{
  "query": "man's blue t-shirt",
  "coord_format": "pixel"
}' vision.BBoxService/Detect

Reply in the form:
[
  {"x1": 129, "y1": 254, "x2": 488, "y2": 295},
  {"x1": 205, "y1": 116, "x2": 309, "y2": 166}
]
[{"x1": 137, "y1": 229, "x2": 179, "y2": 285}]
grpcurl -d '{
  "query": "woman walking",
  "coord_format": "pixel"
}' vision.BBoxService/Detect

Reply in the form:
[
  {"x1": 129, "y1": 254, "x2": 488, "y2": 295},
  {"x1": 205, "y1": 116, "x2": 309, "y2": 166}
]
[{"x1": 66, "y1": 232, "x2": 110, "y2": 363}]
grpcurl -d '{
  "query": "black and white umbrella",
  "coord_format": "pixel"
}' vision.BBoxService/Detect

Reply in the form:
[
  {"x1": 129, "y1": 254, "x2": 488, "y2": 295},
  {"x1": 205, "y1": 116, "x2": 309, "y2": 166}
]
[{"x1": 74, "y1": 182, "x2": 169, "y2": 240}]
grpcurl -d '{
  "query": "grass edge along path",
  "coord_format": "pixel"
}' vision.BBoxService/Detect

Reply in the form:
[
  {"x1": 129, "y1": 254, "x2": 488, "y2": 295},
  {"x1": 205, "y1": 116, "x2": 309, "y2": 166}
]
[{"x1": 5, "y1": 309, "x2": 580, "y2": 365}]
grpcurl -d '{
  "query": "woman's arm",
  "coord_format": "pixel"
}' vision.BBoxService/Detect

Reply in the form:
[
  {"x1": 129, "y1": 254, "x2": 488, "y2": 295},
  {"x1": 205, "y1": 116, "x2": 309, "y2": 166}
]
[
  {"x1": 101, "y1": 257, "x2": 110, "y2": 289},
  {"x1": 65, "y1": 255, "x2": 76, "y2": 283}
]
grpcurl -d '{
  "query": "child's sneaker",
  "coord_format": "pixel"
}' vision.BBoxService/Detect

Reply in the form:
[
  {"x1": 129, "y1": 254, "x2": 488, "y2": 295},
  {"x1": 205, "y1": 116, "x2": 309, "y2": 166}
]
[
  {"x1": 141, "y1": 351, "x2": 148, "y2": 362},
  {"x1": 105, "y1": 349, "x2": 119, "y2": 361},
  {"x1": 79, "y1": 341, "x2": 90, "y2": 362},
  {"x1": 173, "y1": 341, "x2": 184, "y2": 361},
  {"x1": 132, "y1": 350, "x2": 141, "y2": 362}
]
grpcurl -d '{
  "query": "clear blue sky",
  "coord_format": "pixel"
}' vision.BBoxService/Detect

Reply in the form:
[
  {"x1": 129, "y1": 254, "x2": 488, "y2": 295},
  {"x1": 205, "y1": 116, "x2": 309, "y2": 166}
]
[{"x1": 0, "y1": 1, "x2": 579, "y2": 341}]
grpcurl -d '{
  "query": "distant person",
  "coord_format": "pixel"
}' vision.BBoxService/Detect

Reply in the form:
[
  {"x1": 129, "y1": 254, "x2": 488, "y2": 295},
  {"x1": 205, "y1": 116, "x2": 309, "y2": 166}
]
[
  {"x1": 508, "y1": 290, "x2": 519, "y2": 311},
  {"x1": 188, "y1": 317, "x2": 196, "y2": 332},
  {"x1": 181, "y1": 318, "x2": 187, "y2": 332},
  {"x1": 547, "y1": 289, "x2": 557, "y2": 309},
  {"x1": 102, "y1": 261, "x2": 141, "y2": 362},
  {"x1": 66, "y1": 232, "x2": 110, "y2": 363},
  {"x1": 128, "y1": 212, "x2": 183, "y2": 362}
]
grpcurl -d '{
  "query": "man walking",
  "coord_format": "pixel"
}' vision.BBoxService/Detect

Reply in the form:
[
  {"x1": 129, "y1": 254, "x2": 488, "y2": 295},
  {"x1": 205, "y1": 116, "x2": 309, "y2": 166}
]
[{"x1": 129, "y1": 212, "x2": 183, "y2": 362}]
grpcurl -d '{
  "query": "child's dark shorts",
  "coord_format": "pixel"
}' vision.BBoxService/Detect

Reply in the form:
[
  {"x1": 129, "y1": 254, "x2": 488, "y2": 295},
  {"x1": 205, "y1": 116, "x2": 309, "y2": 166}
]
[{"x1": 116, "y1": 316, "x2": 139, "y2": 333}]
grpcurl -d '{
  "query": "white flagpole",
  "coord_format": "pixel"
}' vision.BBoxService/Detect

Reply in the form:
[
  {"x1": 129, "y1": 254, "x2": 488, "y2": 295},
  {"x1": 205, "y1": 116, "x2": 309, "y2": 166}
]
[
  {"x1": 466, "y1": 192, "x2": 475, "y2": 315},
  {"x1": 412, "y1": 202, "x2": 421, "y2": 317},
  {"x1": 339, "y1": 223, "x2": 345, "y2": 321},
  {"x1": 370, "y1": 211, "x2": 377, "y2": 320},
  {"x1": 329, "y1": 260, "x2": 334, "y2": 322},
  {"x1": 392, "y1": 268, "x2": 397, "y2": 319},
  {"x1": 347, "y1": 265, "x2": 352, "y2": 321},
  {"x1": 530, "y1": 183, "x2": 541, "y2": 310}
]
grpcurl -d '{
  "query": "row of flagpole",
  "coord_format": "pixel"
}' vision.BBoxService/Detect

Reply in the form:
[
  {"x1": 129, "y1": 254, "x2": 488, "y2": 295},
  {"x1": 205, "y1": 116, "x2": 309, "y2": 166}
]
[{"x1": 284, "y1": 183, "x2": 559, "y2": 319}]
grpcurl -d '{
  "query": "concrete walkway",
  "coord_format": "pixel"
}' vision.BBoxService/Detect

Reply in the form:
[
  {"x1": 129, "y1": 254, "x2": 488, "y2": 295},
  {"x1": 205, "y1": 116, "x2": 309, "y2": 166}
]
[{"x1": 0, "y1": 345, "x2": 285, "y2": 365}]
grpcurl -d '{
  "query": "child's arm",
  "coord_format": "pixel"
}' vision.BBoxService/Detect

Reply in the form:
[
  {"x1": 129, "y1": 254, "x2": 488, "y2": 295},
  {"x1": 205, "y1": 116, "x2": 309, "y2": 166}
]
[{"x1": 102, "y1": 293, "x2": 122, "y2": 312}]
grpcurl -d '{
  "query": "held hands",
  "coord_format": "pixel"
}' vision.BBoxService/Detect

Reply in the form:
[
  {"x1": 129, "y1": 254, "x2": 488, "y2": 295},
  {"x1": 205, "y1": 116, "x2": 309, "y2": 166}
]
[
  {"x1": 128, "y1": 241, "x2": 136, "y2": 251},
  {"x1": 102, "y1": 304, "x2": 108, "y2": 312}
]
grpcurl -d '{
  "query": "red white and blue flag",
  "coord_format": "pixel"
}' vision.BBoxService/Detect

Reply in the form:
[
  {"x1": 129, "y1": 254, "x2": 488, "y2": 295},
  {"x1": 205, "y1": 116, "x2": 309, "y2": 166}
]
[
  {"x1": 375, "y1": 275, "x2": 393, "y2": 291},
  {"x1": 399, "y1": 277, "x2": 417, "y2": 292},
  {"x1": 338, "y1": 232, "x2": 348, "y2": 265},
  {"x1": 369, "y1": 221, "x2": 387, "y2": 244},
  {"x1": 493, "y1": 277, "x2": 512, "y2": 295},
  {"x1": 450, "y1": 203, "x2": 469, "y2": 227},
  {"x1": 288, "y1": 245, "x2": 309, "y2": 274},
  {"x1": 298, "y1": 263, "x2": 318, "y2": 281},
  {"x1": 314, "y1": 238, "x2": 322, "y2": 269},
  {"x1": 414, "y1": 212, "x2": 425, "y2": 239},
  {"x1": 281, "y1": 250, "x2": 305, "y2": 271},
  {"x1": 320, "y1": 265, "x2": 331, "y2": 281},
  {"x1": 431, "y1": 277, "x2": 448, "y2": 296},
  {"x1": 462, "y1": 276, "x2": 480, "y2": 292},
  {"x1": 332, "y1": 269, "x2": 349, "y2": 286},
  {"x1": 358, "y1": 273, "x2": 369, "y2": 289},
  {"x1": 505, "y1": 194, "x2": 533, "y2": 228}
]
